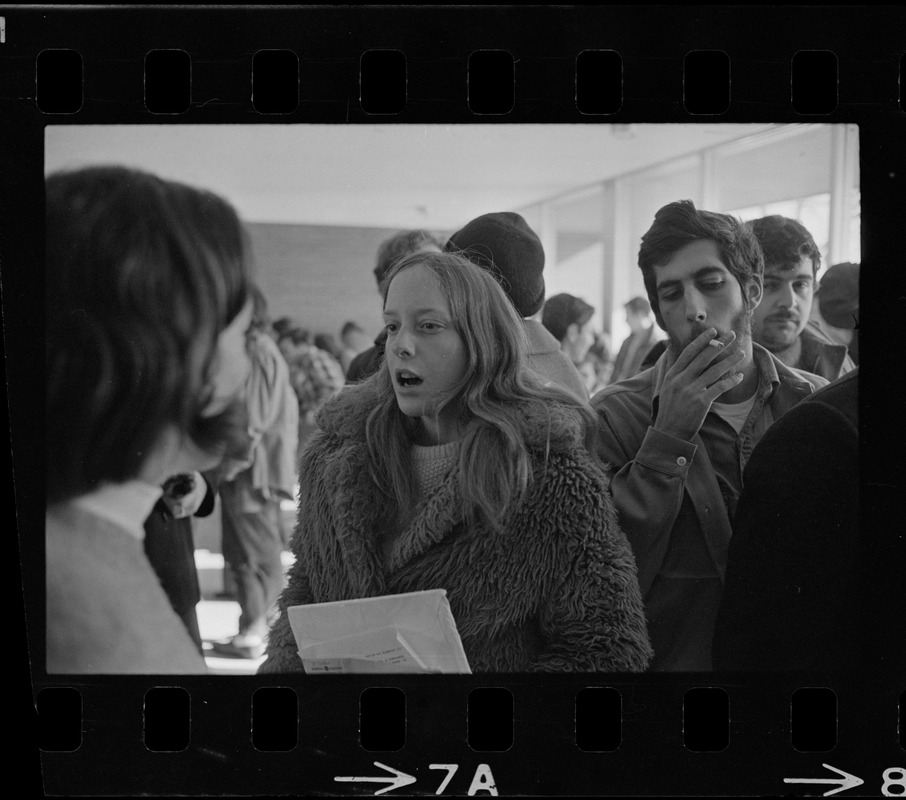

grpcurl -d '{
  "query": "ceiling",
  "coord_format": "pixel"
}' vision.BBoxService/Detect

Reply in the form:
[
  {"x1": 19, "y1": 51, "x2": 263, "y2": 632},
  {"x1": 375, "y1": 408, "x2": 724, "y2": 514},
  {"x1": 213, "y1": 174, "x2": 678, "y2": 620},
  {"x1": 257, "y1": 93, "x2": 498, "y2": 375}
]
[{"x1": 45, "y1": 122, "x2": 779, "y2": 231}]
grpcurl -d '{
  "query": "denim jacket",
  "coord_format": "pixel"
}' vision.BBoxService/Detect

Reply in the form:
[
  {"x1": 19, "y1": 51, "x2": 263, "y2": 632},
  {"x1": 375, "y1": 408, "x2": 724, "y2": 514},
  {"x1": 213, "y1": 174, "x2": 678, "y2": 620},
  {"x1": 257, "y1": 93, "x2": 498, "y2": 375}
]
[{"x1": 591, "y1": 344, "x2": 827, "y2": 597}]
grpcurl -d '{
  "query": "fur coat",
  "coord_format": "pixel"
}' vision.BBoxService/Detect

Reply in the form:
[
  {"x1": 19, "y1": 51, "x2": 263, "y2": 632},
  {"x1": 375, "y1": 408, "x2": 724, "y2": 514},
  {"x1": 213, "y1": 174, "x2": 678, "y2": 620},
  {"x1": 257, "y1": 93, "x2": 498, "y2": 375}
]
[{"x1": 259, "y1": 381, "x2": 652, "y2": 673}]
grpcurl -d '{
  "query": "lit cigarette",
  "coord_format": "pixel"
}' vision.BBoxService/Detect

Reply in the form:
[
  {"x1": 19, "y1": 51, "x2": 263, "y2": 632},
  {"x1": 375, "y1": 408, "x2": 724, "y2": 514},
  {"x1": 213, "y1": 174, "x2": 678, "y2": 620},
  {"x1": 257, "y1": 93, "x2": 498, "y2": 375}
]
[{"x1": 707, "y1": 339, "x2": 724, "y2": 349}]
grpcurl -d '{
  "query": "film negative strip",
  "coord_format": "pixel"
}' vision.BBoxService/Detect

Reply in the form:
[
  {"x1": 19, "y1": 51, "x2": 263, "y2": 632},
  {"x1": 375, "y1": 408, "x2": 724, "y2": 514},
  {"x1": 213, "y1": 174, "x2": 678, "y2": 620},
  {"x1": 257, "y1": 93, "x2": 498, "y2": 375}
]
[{"x1": 4, "y1": 5, "x2": 905, "y2": 797}]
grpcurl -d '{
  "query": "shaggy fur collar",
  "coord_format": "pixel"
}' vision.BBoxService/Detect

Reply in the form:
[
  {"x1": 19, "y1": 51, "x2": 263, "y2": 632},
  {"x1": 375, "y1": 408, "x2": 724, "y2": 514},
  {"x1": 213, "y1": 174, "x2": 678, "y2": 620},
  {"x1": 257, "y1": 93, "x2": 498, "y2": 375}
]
[{"x1": 317, "y1": 378, "x2": 588, "y2": 452}]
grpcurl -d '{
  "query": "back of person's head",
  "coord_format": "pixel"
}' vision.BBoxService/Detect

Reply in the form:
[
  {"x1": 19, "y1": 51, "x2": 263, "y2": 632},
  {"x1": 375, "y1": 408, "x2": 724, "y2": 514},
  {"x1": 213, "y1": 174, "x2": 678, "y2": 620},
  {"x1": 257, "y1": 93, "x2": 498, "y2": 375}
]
[
  {"x1": 444, "y1": 211, "x2": 546, "y2": 318},
  {"x1": 541, "y1": 293, "x2": 595, "y2": 343},
  {"x1": 46, "y1": 165, "x2": 253, "y2": 504},
  {"x1": 625, "y1": 296, "x2": 651, "y2": 317},
  {"x1": 817, "y1": 261, "x2": 860, "y2": 329},
  {"x1": 638, "y1": 199, "x2": 763, "y2": 325},
  {"x1": 272, "y1": 316, "x2": 296, "y2": 339},
  {"x1": 314, "y1": 332, "x2": 341, "y2": 358},
  {"x1": 750, "y1": 214, "x2": 821, "y2": 275},
  {"x1": 283, "y1": 327, "x2": 312, "y2": 347},
  {"x1": 373, "y1": 229, "x2": 444, "y2": 287}
]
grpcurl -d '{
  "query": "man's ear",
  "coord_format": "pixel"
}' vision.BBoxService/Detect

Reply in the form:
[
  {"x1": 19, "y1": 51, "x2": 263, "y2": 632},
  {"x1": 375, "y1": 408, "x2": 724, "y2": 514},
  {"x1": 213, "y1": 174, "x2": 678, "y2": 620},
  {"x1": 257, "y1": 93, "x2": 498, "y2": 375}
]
[
  {"x1": 565, "y1": 322, "x2": 580, "y2": 343},
  {"x1": 745, "y1": 275, "x2": 763, "y2": 310}
]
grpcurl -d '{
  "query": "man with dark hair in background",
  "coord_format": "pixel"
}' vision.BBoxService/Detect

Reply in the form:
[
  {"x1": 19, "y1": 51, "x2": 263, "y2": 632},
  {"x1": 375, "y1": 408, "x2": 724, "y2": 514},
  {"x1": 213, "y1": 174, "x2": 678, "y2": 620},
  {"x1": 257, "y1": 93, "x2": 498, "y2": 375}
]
[
  {"x1": 749, "y1": 215, "x2": 855, "y2": 381},
  {"x1": 541, "y1": 292, "x2": 597, "y2": 395},
  {"x1": 338, "y1": 320, "x2": 371, "y2": 373},
  {"x1": 591, "y1": 200, "x2": 827, "y2": 671},
  {"x1": 346, "y1": 229, "x2": 444, "y2": 383},
  {"x1": 610, "y1": 295, "x2": 663, "y2": 384}
]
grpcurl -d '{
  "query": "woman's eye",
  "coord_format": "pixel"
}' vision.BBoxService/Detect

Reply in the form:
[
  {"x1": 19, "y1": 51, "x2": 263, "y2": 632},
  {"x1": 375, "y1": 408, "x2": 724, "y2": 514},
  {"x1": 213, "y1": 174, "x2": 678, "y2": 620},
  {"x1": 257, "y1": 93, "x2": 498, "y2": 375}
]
[{"x1": 384, "y1": 322, "x2": 398, "y2": 334}]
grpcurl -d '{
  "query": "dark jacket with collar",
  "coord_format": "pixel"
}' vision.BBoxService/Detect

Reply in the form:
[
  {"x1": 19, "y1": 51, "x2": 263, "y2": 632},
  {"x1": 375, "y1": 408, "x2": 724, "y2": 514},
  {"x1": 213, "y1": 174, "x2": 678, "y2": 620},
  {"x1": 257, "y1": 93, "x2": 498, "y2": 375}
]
[
  {"x1": 713, "y1": 369, "x2": 860, "y2": 671},
  {"x1": 798, "y1": 319, "x2": 856, "y2": 382},
  {"x1": 590, "y1": 344, "x2": 827, "y2": 670},
  {"x1": 259, "y1": 380, "x2": 652, "y2": 674}
]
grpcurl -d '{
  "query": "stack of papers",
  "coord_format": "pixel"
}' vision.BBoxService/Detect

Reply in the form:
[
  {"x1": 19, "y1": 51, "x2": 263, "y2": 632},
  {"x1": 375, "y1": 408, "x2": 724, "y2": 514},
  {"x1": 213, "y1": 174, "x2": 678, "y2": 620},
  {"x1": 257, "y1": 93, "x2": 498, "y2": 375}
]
[{"x1": 287, "y1": 589, "x2": 471, "y2": 674}]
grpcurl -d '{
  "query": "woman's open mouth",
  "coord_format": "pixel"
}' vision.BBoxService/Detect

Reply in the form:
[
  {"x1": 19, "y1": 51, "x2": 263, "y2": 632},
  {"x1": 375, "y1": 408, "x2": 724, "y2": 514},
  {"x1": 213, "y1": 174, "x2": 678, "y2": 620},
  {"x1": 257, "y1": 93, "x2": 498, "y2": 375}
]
[{"x1": 395, "y1": 369, "x2": 423, "y2": 388}]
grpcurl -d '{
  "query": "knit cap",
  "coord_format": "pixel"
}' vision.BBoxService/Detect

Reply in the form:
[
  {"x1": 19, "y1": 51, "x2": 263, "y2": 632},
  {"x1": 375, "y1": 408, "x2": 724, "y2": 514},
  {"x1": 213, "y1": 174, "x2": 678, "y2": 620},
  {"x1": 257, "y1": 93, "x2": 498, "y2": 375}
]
[
  {"x1": 541, "y1": 293, "x2": 595, "y2": 343},
  {"x1": 445, "y1": 211, "x2": 546, "y2": 317},
  {"x1": 818, "y1": 262, "x2": 860, "y2": 329}
]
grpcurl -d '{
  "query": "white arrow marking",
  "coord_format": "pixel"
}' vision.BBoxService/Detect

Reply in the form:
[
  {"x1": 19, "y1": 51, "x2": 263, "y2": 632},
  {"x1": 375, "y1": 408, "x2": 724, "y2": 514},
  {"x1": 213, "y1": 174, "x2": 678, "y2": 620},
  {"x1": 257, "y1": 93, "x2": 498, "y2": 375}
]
[
  {"x1": 784, "y1": 763, "x2": 864, "y2": 796},
  {"x1": 335, "y1": 761, "x2": 417, "y2": 795}
]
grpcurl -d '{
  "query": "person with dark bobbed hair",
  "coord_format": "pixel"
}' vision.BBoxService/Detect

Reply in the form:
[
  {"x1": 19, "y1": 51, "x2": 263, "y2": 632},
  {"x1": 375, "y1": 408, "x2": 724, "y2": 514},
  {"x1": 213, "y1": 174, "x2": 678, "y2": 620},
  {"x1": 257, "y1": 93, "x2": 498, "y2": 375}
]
[
  {"x1": 591, "y1": 200, "x2": 827, "y2": 671},
  {"x1": 346, "y1": 229, "x2": 444, "y2": 382},
  {"x1": 46, "y1": 165, "x2": 255, "y2": 674},
  {"x1": 749, "y1": 215, "x2": 855, "y2": 381}
]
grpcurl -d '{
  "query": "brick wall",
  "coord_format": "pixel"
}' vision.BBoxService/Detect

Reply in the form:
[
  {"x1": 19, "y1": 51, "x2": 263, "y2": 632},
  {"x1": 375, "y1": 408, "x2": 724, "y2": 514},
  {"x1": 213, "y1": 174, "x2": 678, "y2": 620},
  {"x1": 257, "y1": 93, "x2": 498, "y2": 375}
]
[{"x1": 246, "y1": 221, "x2": 417, "y2": 344}]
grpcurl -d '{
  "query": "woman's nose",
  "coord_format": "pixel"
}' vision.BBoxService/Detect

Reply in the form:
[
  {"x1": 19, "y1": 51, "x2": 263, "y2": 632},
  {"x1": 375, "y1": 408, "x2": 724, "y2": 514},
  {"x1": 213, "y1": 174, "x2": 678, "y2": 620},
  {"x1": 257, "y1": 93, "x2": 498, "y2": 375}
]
[{"x1": 391, "y1": 328, "x2": 414, "y2": 357}]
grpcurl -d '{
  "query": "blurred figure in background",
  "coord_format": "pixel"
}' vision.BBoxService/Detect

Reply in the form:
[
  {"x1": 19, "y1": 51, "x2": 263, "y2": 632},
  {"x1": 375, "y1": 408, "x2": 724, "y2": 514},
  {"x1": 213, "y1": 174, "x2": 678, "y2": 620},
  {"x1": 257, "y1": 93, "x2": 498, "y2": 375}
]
[
  {"x1": 610, "y1": 296, "x2": 663, "y2": 384},
  {"x1": 576, "y1": 331, "x2": 614, "y2": 396},
  {"x1": 749, "y1": 215, "x2": 855, "y2": 381},
  {"x1": 314, "y1": 331, "x2": 344, "y2": 365},
  {"x1": 346, "y1": 229, "x2": 444, "y2": 382},
  {"x1": 45, "y1": 165, "x2": 254, "y2": 674},
  {"x1": 446, "y1": 211, "x2": 587, "y2": 400},
  {"x1": 809, "y1": 261, "x2": 859, "y2": 365},
  {"x1": 339, "y1": 320, "x2": 371, "y2": 373},
  {"x1": 278, "y1": 326, "x2": 345, "y2": 454},
  {"x1": 541, "y1": 293, "x2": 596, "y2": 394},
  {"x1": 271, "y1": 316, "x2": 297, "y2": 343},
  {"x1": 213, "y1": 287, "x2": 299, "y2": 659}
]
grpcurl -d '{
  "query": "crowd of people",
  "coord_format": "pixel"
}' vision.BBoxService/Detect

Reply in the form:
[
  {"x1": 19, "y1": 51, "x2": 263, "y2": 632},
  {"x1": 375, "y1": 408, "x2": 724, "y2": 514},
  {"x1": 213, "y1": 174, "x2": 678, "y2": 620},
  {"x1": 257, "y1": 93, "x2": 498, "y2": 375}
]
[{"x1": 45, "y1": 165, "x2": 864, "y2": 675}]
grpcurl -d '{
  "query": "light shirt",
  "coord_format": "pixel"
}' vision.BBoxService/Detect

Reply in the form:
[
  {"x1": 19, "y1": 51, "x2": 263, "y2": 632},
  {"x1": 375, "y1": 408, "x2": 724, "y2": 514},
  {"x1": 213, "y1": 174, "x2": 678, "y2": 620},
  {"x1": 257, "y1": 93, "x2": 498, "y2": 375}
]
[
  {"x1": 70, "y1": 480, "x2": 163, "y2": 541},
  {"x1": 710, "y1": 394, "x2": 758, "y2": 436}
]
